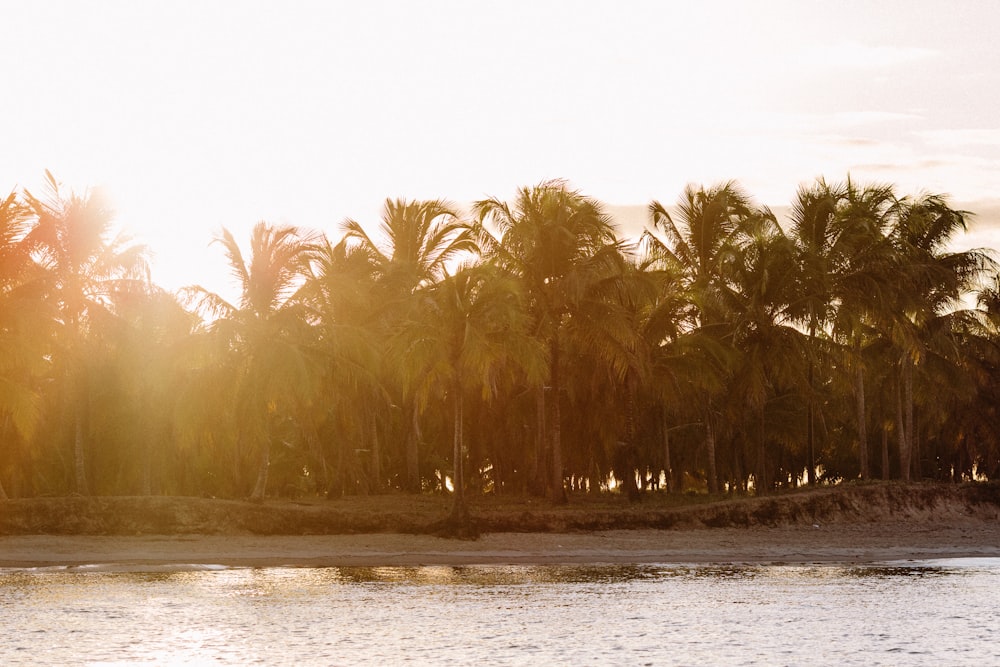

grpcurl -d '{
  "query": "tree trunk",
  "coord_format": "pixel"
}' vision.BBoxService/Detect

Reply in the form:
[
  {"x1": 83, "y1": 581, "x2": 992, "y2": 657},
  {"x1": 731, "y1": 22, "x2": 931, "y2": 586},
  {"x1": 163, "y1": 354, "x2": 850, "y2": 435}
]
[
  {"x1": 904, "y1": 360, "x2": 915, "y2": 480},
  {"x1": 705, "y1": 416, "x2": 719, "y2": 494},
  {"x1": 548, "y1": 336, "x2": 566, "y2": 503},
  {"x1": 806, "y1": 399, "x2": 816, "y2": 485},
  {"x1": 0, "y1": 416, "x2": 11, "y2": 499},
  {"x1": 303, "y1": 421, "x2": 329, "y2": 497},
  {"x1": 618, "y1": 377, "x2": 641, "y2": 502},
  {"x1": 315, "y1": 447, "x2": 330, "y2": 497},
  {"x1": 854, "y1": 343, "x2": 869, "y2": 480},
  {"x1": 756, "y1": 406, "x2": 768, "y2": 496},
  {"x1": 661, "y1": 408, "x2": 675, "y2": 493},
  {"x1": 249, "y1": 440, "x2": 270, "y2": 501},
  {"x1": 141, "y1": 443, "x2": 152, "y2": 496},
  {"x1": 330, "y1": 429, "x2": 345, "y2": 498},
  {"x1": 370, "y1": 411, "x2": 382, "y2": 493},
  {"x1": 404, "y1": 402, "x2": 421, "y2": 493},
  {"x1": 74, "y1": 414, "x2": 88, "y2": 495},
  {"x1": 806, "y1": 318, "x2": 817, "y2": 485},
  {"x1": 881, "y1": 423, "x2": 890, "y2": 480},
  {"x1": 449, "y1": 388, "x2": 468, "y2": 523},
  {"x1": 530, "y1": 387, "x2": 547, "y2": 497},
  {"x1": 140, "y1": 412, "x2": 152, "y2": 496},
  {"x1": 896, "y1": 370, "x2": 910, "y2": 481}
]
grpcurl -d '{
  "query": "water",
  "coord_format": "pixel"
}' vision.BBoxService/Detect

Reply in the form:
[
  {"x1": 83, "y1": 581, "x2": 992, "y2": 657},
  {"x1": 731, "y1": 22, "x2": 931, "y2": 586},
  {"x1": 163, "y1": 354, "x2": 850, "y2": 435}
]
[{"x1": 1, "y1": 559, "x2": 998, "y2": 665}]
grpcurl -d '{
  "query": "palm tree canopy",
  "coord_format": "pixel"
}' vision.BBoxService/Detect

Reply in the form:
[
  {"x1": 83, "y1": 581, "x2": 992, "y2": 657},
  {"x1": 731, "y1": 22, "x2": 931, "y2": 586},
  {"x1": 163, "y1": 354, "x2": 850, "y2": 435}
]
[
  {"x1": 219, "y1": 222, "x2": 319, "y2": 319},
  {"x1": 646, "y1": 181, "x2": 763, "y2": 326},
  {"x1": 647, "y1": 182, "x2": 755, "y2": 284},
  {"x1": 476, "y1": 181, "x2": 617, "y2": 279},
  {"x1": 184, "y1": 221, "x2": 320, "y2": 397},
  {"x1": 0, "y1": 190, "x2": 48, "y2": 441},
  {"x1": 391, "y1": 264, "x2": 545, "y2": 411},
  {"x1": 340, "y1": 198, "x2": 476, "y2": 295},
  {"x1": 474, "y1": 180, "x2": 623, "y2": 336},
  {"x1": 22, "y1": 171, "x2": 149, "y2": 329}
]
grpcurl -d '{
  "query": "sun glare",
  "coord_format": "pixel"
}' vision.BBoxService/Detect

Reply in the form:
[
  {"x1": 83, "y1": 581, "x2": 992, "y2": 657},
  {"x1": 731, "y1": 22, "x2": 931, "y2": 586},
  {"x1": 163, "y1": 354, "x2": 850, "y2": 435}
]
[{"x1": 3, "y1": 2, "x2": 997, "y2": 299}]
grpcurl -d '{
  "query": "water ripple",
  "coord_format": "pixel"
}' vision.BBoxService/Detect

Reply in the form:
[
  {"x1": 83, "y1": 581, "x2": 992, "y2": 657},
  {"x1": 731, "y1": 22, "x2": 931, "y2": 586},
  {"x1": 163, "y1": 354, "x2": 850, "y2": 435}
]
[{"x1": 0, "y1": 559, "x2": 997, "y2": 665}]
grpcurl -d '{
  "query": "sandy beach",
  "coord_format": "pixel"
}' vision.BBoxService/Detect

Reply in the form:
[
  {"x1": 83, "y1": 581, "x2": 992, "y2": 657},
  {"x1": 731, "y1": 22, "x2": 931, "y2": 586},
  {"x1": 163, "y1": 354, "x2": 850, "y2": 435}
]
[
  {"x1": 2, "y1": 523, "x2": 998, "y2": 568},
  {"x1": 2, "y1": 485, "x2": 998, "y2": 568}
]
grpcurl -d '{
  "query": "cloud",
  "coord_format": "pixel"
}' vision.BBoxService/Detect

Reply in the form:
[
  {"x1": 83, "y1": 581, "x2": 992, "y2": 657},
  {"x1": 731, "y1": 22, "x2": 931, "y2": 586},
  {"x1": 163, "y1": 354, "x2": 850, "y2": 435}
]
[
  {"x1": 851, "y1": 159, "x2": 952, "y2": 172},
  {"x1": 826, "y1": 111, "x2": 924, "y2": 126},
  {"x1": 798, "y1": 42, "x2": 938, "y2": 71},
  {"x1": 917, "y1": 129, "x2": 1000, "y2": 148},
  {"x1": 950, "y1": 198, "x2": 1000, "y2": 254},
  {"x1": 721, "y1": 111, "x2": 923, "y2": 138},
  {"x1": 835, "y1": 138, "x2": 882, "y2": 147}
]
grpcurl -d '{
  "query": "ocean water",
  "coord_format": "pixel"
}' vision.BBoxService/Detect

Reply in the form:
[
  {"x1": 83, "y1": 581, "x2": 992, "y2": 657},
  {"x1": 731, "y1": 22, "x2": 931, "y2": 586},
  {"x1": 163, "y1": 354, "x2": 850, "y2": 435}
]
[{"x1": 1, "y1": 559, "x2": 997, "y2": 666}]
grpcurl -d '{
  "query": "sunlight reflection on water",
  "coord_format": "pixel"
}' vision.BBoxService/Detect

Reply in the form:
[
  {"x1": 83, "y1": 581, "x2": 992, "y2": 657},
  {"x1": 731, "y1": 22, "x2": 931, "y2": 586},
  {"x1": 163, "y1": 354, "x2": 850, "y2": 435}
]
[{"x1": 1, "y1": 559, "x2": 997, "y2": 665}]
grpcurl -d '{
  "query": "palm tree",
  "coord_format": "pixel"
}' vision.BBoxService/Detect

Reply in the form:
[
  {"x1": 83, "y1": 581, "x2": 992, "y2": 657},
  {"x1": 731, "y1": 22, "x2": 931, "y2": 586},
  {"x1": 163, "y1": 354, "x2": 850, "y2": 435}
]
[
  {"x1": 340, "y1": 198, "x2": 475, "y2": 492},
  {"x1": 23, "y1": 171, "x2": 148, "y2": 494},
  {"x1": 166, "y1": 314, "x2": 243, "y2": 496},
  {"x1": 556, "y1": 253, "x2": 647, "y2": 499},
  {"x1": 823, "y1": 179, "x2": 898, "y2": 480},
  {"x1": 298, "y1": 236, "x2": 383, "y2": 496},
  {"x1": 788, "y1": 179, "x2": 848, "y2": 482},
  {"x1": 632, "y1": 243, "x2": 714, "y2": 493},
  {"x1": 647, "y1": 182, "x2": 759, "y2": 493},
  {"x1": 0, "y1": 190, "x2": 51, "y2": 499},
  {"x1": 186, "y1": 222, "x2": 319, "y2": 500},
  {"x1": 105, "y1": 284, "x2": 201, "y2": 494},
  {"x1": 956, "y1": 280, "x2": 1000, "y2": 480},
  {"x1": 724, "y1": 211, "x2": 810, "y2": 491},
  {"x1": 390, "y1": 264, "x2": 544, "y2": 525},
  {"x1": 474, "y1": 180, "x2": 622, "y2": 502},
  {"x1": 341, "y1": 198, "x2": 475, "y2": 295},
  {"x1": 883, "y1": 192, "x2": 992, "y2": 480}
]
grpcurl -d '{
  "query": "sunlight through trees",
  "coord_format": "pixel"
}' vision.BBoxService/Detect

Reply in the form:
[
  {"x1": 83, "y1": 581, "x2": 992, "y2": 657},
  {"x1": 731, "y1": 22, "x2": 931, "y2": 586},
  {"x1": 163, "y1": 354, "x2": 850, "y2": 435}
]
[{"x1": 1, "y1": 173, "x2": 998, "y2": 503}]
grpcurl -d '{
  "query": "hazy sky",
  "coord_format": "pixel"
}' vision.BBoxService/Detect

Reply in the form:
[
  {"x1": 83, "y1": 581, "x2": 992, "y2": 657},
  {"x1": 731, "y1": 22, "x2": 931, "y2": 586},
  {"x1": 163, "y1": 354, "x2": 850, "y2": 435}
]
[{"x1": 4, "y1": 0, "x2": 1000, "y2": 297}]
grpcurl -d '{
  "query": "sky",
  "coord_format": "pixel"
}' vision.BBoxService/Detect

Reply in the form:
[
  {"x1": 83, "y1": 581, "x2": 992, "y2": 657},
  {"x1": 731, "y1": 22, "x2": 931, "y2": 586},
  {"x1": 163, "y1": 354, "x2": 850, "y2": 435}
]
[{"x1": 4, "y1": 0, "x2": 1000, "y2": 299}]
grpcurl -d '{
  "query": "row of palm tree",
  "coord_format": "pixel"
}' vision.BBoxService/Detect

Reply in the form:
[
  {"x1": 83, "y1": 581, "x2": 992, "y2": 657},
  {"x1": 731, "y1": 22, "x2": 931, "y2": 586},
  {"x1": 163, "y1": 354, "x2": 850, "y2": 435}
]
[{"x1": 1, "y1": 173, "x2": 998, "y2": 510}]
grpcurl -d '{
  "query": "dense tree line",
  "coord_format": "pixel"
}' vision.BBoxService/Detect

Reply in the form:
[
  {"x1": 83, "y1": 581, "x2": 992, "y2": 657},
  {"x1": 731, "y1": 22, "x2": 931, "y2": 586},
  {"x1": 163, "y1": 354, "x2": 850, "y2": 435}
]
[{"x1": 2, "y1": 172, "x2": 998, "y2": 509}]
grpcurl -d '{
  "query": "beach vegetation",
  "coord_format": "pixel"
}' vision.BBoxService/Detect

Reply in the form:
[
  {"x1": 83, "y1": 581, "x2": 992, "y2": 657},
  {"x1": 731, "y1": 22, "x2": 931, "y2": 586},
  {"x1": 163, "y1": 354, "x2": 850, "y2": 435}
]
[{"x1": 1, "y1": 173, "x2": 998, "y2": 504}]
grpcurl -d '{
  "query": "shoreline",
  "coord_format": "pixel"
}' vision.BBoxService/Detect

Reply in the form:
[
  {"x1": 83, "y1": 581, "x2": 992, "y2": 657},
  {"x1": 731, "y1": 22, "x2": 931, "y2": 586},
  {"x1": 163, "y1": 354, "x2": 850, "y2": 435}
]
[{"x1": 2, "y1": 524, "x2": 999, "y2": 568}]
